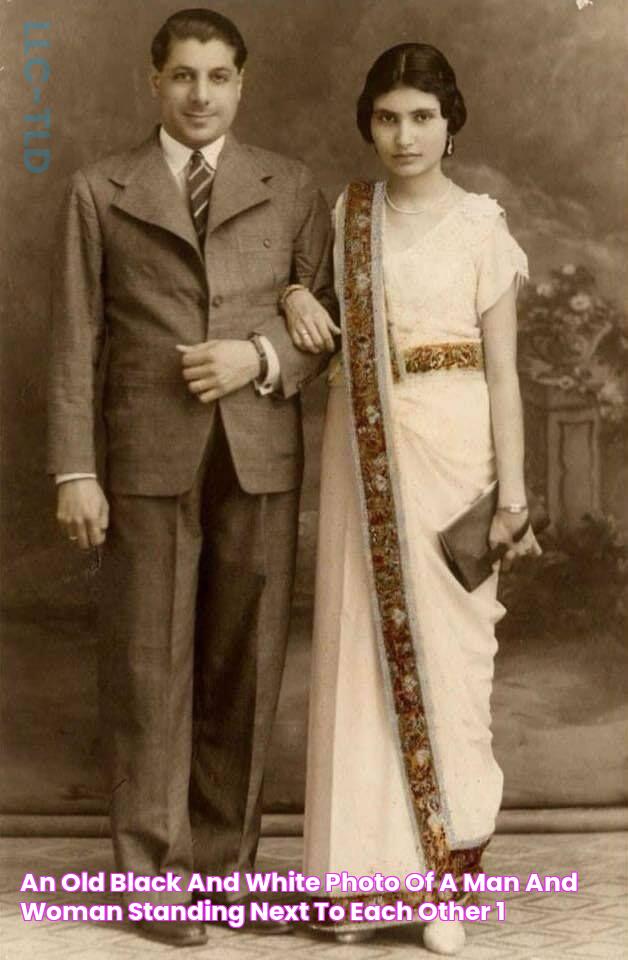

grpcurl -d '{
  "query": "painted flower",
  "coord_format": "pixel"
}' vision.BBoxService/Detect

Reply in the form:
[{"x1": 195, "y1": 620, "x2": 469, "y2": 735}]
[
  {"x1": 414, "y1": 749, "x2": 430, "y2": 769},
  {"x1": 428, "y1": 813, "x2": 445, "y2": 835},
  {"x1": 402, "y1": 675, "x2": 417, "y2": 695},
  {"x1": 569, "y1": 293, "x2": 593, "y2": 312},
  {"x1": 366, "y1": 404, "x2": 380, "y2": 425},
  {"x1": 392, "y1": 607, "x2": 407, "y2": 627},
  {"x1": 519, "y1": 264, "x2": 626, "y2": 424},
  {"x1": 354, "y1": 271, "x2": 370, "y2": 293},
  {"x1": 374, "y1": 474, "x2": 388, "y2": 493},
  {"x1": 598, "y1": 378, "x2": 625, "y2": 409}
]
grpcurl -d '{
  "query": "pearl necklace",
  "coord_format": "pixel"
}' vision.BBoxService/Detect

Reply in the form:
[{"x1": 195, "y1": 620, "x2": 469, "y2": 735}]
[{"x1": 384, "y1": 179, "x2": 453, "y2": 215}]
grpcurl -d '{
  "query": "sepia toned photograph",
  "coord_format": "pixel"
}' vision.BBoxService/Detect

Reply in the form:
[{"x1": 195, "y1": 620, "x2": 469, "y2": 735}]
[{"x1": 1, "y1": 1, "x2": 626, "y2": 958}]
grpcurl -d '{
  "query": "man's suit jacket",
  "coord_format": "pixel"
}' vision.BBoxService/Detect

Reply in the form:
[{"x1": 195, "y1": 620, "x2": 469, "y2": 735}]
[{"x1": 47, "y1": 130, "x2": 334, "y2": 496}]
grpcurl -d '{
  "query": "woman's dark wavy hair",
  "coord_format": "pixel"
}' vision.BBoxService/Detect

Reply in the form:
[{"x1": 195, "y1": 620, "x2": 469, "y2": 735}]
[
  {"x1": 151, "y1": 8, "x2": 247, "y2": 72},
  {"x1": 356, "y1": 43, "x2": 466, "y2": 143}
]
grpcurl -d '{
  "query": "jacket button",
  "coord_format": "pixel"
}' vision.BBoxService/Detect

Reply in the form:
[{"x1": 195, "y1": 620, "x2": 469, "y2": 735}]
[
  {"x1": 263, "y1": 238, "x2": 272, "y2": 248},
  {"x1": 212, "y1": 295, "x2": 223, "y2": 308}
]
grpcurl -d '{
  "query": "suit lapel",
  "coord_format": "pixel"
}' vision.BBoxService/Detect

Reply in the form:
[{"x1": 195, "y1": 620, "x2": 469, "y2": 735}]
[
  {"x1": 108, "y1": 130, "x2": 272, "y2": 258},
  {"x1": 109, "y1": 130, "x2": 201, "y2": 256},
  {"x1": 206, "y1": 133, "x2": 272, "y2": 236}
]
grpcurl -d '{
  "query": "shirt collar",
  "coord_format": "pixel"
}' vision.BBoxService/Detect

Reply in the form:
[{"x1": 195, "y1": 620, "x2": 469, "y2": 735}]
[{"x1": 159, "y1": 126, "x2": 226, "y2": 176}]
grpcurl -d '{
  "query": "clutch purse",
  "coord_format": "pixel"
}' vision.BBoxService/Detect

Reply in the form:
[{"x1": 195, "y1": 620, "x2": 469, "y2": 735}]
[{"x1": 438, "y1": 482, "x2": 549, "y2": 592}]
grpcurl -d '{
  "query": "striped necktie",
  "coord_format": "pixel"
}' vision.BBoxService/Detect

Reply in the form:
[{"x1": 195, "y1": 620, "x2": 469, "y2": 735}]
[{"x1": 187, "y1": 150, "x2": 214, "y2": 241}]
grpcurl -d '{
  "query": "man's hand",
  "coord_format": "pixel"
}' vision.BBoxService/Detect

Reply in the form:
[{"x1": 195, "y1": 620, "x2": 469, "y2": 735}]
[
  {"x1": 177, "y1": 340, "x2": 260, "y2": 403},
  {"x1": 57, "y1": 478, "x2": 109, "y2": 550},
  {"x1": 284, "y1": 288, "x2": 341, "y2": 354}
]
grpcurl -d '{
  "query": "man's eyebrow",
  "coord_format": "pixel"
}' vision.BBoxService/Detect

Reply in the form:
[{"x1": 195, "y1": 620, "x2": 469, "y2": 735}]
[{"x1": 167, "y1": 63, "x2": 233, "y2": 72}]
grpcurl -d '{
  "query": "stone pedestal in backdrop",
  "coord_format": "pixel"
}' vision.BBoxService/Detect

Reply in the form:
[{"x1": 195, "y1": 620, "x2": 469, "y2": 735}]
[{"x1": 523, "y1": 379, "x2": 601, "y2": 530}]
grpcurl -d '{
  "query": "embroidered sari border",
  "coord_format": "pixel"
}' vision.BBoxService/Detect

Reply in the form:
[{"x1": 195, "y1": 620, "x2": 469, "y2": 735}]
[
  {"x1": 340, "y1": 180, "x2": 487, "y2": 876},
  {"x1": 336, "y1": 184, "x2": 425, "y2": 863},
  {"x1": 309, "y1": 849, "x2": 483, "y2": 930}
]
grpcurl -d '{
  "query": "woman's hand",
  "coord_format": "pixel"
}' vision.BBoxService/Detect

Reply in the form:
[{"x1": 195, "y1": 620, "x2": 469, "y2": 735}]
[
  {"x1": 489, "y1": 510, "x2": 542, "y2": 573},
  {"x1": 284, "y1": 288, "x2": 341, "y2": 353}
]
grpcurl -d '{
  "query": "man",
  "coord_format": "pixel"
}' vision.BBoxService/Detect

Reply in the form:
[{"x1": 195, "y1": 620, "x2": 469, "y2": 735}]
[{"x1": 48, "y1": 8, "x2": 335, "y2": 947}]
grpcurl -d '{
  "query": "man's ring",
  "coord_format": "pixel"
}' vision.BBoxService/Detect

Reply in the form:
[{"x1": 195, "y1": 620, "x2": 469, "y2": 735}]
[{"x1": 69, "y1": 536, "x2": 78, "y2": 541}]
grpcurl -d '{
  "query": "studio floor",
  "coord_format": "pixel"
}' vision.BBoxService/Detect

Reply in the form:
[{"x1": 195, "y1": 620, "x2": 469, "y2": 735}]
[{"x1": 1, "y1": 832, "x2": 626, "y2": 960}]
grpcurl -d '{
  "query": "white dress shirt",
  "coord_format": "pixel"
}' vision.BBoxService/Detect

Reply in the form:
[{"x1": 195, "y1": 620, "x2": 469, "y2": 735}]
[{"x1": 57, "y1": 127, "x2": 281, "y2": 485}]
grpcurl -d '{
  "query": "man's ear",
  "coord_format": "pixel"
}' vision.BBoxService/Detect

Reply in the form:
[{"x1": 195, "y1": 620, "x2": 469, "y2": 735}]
[
  {"x1": 149, "y1": 70, "x2": 160, "y2": 99},
  {"x1": 237, "y1": 68, "x2": 245, "y2": 100}
]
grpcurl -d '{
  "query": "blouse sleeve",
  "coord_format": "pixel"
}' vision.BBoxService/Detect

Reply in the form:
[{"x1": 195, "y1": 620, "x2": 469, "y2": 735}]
[{"x1": 476, "y1": 213, "x2": 529, "y2": 318}]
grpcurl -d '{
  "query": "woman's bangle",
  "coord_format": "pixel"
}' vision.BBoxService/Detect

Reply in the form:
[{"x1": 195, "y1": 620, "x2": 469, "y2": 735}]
[
  {"x1": 278, "y1": 283, "x2": 307, "y2": 313},
  {"x1": 497, "y1": 503, "x2": 528, "y2": 515}
]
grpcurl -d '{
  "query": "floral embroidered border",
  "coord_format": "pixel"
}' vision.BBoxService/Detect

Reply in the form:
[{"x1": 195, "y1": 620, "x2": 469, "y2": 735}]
[
  {"x1": 309, "y1": 871, "x2": 481, "y2": 932},
  {"x1": 340, "y1": 180, "x2": 487, "y2": 879}
]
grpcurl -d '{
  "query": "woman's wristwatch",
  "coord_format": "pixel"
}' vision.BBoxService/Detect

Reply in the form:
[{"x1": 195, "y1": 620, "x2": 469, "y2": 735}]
[{"x1": 497, "y1": 503, "x2": 528, "y2": 514}]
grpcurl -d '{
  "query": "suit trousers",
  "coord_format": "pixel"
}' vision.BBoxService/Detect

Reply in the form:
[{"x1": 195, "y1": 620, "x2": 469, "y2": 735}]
[{"x1": 98, "y1": 412, "x2": 300, "y2": 904}]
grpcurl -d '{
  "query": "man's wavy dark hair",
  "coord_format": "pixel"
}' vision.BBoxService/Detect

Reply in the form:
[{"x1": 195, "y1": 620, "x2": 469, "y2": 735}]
[{"x1": 151, "y1": 8, "x2": 247, "y2": 72}]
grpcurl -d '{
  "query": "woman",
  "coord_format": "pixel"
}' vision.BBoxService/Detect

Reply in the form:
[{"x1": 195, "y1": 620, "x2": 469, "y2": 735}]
[{"x1": 284, "y1": 44, "x2": 541, "y2": 956}]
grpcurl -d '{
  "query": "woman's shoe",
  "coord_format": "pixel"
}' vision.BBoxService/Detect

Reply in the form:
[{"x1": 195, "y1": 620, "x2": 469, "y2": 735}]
[
  {"x1": 422, "y1": 918, "x2": 466, "y2": 955},
  {"x1": 335, "y1": 929, "x2": 376, "y2": 944}
]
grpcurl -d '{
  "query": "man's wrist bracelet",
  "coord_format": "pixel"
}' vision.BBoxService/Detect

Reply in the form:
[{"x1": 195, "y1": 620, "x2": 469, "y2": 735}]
[
  {"x1": 249, "y1": 334, "x2": 269, "y2": 382},
  {"x1": 278, "y1": 283, "x2": 307, "y2": 313},
  {"x1": 497, "y1": 503, "x2": 528, "y2": 515}
]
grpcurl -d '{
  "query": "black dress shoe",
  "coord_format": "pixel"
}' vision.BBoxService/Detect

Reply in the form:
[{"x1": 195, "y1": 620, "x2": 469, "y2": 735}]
[
  {"x1": 241, "y1": 915, "x2": 294, "y2": 935},
  {"x1": 138, "y1": 919, "x2": 208, "y2": 947}
]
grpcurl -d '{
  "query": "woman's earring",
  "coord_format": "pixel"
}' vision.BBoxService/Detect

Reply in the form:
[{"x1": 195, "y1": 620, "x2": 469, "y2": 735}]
[{"x1": 446, "y1": 134, "x2": 454, "y2": 157}]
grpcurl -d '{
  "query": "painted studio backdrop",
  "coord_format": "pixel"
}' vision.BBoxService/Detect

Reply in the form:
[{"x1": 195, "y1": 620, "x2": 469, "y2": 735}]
[{"x1": 1, "y1": 0, "x2": 626, "y2": 819}]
